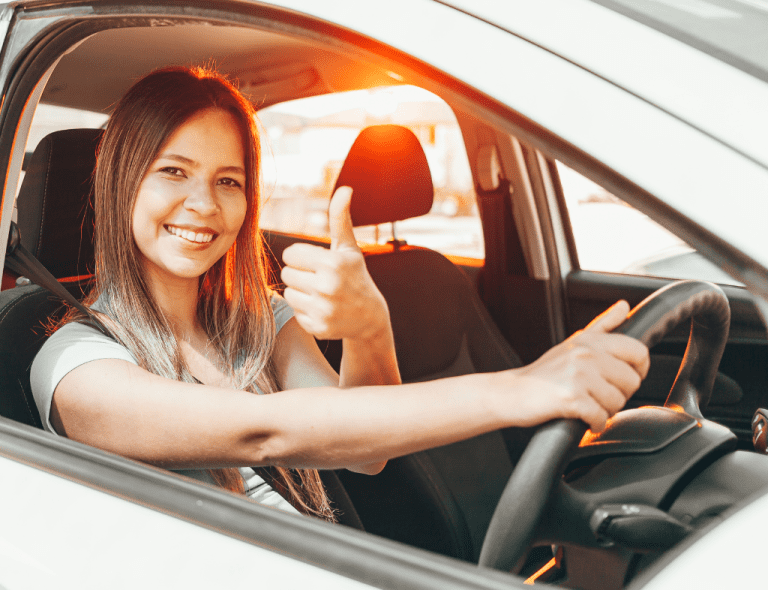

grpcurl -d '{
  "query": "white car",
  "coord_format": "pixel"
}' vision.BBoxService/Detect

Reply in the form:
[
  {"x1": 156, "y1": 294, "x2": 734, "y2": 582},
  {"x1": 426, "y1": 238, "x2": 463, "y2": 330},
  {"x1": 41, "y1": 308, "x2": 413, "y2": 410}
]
[{"x1": 0, "y1": 1, "x2": 767, "y2": 588}]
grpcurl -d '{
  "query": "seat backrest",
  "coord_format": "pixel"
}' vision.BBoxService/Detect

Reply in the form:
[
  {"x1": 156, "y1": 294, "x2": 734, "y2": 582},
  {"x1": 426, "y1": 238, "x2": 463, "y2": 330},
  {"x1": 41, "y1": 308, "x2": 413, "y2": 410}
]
[
  {"x1": 0, "y1": 128, "x2": 101, "y2": 426},
  {"x1": 16, "y1": 128, "x2": 102, "y2": 278},
  {"x1": 329, "y1": 125, "x2": 524, "y2": 561},
  {"x1": 336, "y1": 125, "x2": 522, "y2": 380}
]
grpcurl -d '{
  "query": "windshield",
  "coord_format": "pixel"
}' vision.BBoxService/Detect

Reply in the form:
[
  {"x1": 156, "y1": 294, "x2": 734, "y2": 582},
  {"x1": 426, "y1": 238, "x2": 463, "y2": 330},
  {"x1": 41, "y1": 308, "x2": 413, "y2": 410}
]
[{"x1": 591, "y1": 0, "x2": 768, "y2": 82}]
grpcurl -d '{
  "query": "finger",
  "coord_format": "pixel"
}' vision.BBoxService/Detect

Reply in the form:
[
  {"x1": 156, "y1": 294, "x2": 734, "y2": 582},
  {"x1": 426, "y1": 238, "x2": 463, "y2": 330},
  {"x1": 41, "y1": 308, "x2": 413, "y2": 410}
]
[
  {"x1": 329, "y1": 186, "x2": 357, "y2": 251},
  {"x1": 281, "y1": 266, "x2": 318, "y2": 295},
  {"x1": 283, "y1": 286, "x2": 333, "y2": 321},
  {"x1": 604, "y1": 334, "x2": 650, "y2": 381},
  {"x1": 584, "y1": 300, "x2": 631, "y2": 333},
  {"x1": 565, "y1": 395, "x2": 610, "y2": 434},
  {"x1": 596, "y1": 351, "x2": 644, "y2": 400},
  {"x1": 587, "y1": 374, "x2": 630, "y2": 415},
  {"x1": 283, "y1": 286, "x2": 315, "y2": 315},
  {"x1": 282, "y1": 242, "x2": 332, "y2": 271},
  {"x1": 584, "y1": 404, "x2": 611, "y2": 434},
  {"x1": 575, "y1": 332, "x2": 650, "y2": 382}
]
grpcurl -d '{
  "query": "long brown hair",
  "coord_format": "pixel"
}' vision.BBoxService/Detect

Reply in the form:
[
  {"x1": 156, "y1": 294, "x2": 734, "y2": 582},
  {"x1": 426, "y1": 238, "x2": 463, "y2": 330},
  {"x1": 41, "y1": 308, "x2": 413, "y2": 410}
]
[{"x1": 76, "y1": 66, "x2": 333, "y2": 520}]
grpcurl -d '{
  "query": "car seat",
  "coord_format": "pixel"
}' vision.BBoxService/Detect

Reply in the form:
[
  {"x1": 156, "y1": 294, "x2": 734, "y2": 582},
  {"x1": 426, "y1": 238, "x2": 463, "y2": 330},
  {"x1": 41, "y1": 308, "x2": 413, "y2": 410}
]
[{"x1": 290, "y1": 125, "x2": 527, "y2": 562}]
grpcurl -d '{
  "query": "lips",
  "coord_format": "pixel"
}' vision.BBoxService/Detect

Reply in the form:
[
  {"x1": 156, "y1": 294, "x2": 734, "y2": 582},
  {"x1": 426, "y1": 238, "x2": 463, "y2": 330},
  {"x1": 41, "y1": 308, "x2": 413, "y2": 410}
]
[{"x1": 164, "y1": 224, "x2": 218, "y2": 244}]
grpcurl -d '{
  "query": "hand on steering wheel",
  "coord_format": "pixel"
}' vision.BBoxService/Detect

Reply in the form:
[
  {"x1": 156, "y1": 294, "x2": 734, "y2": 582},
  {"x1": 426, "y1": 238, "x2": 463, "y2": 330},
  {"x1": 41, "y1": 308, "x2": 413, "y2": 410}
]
[{"x1": 478, "y1": 280, "x2": 730, "y2": 573}]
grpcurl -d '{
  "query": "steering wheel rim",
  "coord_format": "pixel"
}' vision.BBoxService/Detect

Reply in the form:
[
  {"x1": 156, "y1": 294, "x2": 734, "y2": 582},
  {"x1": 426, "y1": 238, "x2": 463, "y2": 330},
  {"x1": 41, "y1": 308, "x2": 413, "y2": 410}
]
[{"x1": 478, "y1": 280, "x2": 731, "y2": 573}]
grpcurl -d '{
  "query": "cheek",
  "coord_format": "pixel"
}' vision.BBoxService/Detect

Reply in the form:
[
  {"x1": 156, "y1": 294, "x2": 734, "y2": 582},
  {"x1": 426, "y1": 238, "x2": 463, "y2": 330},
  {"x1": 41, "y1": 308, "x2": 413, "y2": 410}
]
[
  {"x1": 227, "y1": 196, "x2": 248, "y2": 234},
  {"x1": 131, "y1": 183, "x2": 166, "y2": 248}
]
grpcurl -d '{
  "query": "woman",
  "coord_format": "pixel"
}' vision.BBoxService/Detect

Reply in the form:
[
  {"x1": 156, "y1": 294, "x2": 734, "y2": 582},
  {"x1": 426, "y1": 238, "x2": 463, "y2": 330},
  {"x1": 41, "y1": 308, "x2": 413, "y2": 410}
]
[{"x1": 30, "y1": 66, "x2": 649, "y2": 521}]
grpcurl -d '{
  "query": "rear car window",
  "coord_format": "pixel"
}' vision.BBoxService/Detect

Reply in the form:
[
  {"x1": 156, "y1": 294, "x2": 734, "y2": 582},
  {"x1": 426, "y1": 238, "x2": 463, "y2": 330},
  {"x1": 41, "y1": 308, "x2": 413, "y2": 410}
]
[{"x1": 258, "y1": 86, "x2": 484, "y2": 260}]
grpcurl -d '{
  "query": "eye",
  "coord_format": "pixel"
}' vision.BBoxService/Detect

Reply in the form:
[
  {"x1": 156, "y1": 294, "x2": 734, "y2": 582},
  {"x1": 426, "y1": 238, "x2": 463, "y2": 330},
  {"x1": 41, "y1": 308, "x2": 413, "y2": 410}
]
[
  {"x1": 159, "y1": 166, "x2": 185, "y2": 178},
  {"x1": 218, "y1": 177, "x2": 244, "y2": 189}
]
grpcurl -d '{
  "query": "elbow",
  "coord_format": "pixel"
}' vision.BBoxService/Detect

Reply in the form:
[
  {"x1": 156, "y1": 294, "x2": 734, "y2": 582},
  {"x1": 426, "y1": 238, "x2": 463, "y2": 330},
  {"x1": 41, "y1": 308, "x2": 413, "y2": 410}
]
[
  {"x1": 245, "y1": 433, "x2": 295, "y2": 468},
  {"x1": 348, "y1": 459, "x2": 387, "y2": 475}
]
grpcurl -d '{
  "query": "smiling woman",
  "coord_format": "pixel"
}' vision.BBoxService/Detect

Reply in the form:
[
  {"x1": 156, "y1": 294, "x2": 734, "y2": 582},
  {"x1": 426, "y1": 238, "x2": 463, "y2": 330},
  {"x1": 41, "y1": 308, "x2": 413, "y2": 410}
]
[
  {"x1": 33, "y1": 66, "x2": 347, "y2": 518},
  {"x1": 27, "y1": 65, "x2": 647, "y2": 532}
]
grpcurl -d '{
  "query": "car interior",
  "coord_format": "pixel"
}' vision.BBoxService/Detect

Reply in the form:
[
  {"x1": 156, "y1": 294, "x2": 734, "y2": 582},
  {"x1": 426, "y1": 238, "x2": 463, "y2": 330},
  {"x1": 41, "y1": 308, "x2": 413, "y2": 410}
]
[{"x1": 1, "y1": 8, "x2": 767, "y2": 588}]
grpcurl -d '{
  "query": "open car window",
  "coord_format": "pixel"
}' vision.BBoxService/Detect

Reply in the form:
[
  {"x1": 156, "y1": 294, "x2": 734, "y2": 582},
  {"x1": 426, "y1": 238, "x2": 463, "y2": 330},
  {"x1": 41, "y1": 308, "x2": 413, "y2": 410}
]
[{"x1": 259, "y1": 86, "x2": 484, "y2": 260}]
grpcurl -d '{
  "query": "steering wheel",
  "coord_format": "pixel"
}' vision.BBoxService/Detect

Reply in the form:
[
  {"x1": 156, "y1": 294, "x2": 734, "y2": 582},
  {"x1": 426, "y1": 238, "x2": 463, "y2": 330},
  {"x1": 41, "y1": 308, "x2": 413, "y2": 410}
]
[{"x1": 478, "y1": 280, "x2": 731, "y2": 573}]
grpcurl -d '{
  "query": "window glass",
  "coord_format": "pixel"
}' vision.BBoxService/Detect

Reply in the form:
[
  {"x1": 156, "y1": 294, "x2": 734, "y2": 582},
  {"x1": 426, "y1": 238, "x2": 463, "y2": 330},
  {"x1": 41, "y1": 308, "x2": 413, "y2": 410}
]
[
  {"x1": 258, "y1": 86, "x2": 484, "y2": 259},
  {"x1": 558, "y1": 161, "x2": 740, "y2": 286}
]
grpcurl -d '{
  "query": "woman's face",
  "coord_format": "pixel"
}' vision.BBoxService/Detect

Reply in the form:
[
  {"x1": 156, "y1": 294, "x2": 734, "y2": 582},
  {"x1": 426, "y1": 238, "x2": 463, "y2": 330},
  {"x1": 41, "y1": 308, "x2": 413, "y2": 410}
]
[{"x1": 132, "y1": 108, "x2": 248, "y2": 287}]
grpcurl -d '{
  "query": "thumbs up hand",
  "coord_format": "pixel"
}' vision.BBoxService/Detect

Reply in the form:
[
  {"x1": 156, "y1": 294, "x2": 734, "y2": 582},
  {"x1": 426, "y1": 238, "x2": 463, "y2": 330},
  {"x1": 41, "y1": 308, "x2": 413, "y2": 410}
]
[{"x1": 281, "y1": 186, "x2": 391, "y2": 342}]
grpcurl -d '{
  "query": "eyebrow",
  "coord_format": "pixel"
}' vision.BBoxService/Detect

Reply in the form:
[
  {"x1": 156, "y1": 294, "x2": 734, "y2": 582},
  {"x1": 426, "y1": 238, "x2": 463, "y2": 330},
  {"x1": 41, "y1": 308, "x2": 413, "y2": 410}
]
[{"x1": 158, "y1": 153, "x2": 246, "y2": 175}]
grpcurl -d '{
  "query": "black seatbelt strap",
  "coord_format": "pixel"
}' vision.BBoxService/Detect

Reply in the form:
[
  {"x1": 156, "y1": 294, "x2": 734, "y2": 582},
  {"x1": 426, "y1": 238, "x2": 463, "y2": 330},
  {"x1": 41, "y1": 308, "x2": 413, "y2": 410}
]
[{"x1": 5, "y1": 220, "x2": 111, "y2": 336}]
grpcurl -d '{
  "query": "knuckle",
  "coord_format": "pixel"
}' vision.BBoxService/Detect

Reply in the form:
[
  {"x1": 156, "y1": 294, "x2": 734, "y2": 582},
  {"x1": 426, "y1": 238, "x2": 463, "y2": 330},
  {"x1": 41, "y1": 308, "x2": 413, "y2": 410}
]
[{"x1": 326, "y1": 253, "x2": 343, "y2": 272}]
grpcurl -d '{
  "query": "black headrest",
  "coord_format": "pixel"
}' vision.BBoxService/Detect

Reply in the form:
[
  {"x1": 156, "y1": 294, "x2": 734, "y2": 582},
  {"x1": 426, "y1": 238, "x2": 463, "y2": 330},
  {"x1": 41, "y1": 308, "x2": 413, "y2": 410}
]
[
  {"x1": 334, "y1": 125, "x2": 433, "y2": 227},
  {"x1": 16, "y1": 128, "x2": 102, "y2": 279}
]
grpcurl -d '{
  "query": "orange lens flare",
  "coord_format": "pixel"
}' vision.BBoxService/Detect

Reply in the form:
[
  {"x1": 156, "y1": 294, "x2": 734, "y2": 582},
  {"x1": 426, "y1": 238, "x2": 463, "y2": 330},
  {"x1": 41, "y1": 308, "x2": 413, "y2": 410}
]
[{"x1": 524, "y1": 557, "x2": 557, "y2": 585}]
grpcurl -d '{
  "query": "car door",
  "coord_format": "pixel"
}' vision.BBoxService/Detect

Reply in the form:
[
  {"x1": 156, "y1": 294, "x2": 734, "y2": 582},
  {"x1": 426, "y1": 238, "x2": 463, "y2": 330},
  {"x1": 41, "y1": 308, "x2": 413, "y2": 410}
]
[{"x1": 1, "y1": 1, "x2": 767, "y2": 588}]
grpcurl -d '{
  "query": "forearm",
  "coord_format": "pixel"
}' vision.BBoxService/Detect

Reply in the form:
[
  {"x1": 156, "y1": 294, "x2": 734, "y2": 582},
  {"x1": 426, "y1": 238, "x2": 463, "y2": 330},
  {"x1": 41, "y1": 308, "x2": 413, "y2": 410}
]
[
  {"x1": 337, "y1": 316, "x2": 400, "y2": 473},
  {"x1": 251, "y1": 371, "x2": 505, "y2": 470},
  {"x1": 339, "y1": 322, "x2": 401, "y2": 388}
]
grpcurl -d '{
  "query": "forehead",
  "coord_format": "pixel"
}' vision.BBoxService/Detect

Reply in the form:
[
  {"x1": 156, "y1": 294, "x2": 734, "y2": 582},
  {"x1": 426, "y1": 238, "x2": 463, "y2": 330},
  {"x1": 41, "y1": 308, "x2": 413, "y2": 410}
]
[{"x1": 159, "y1": 108, "x2": 246, "y2": 165}]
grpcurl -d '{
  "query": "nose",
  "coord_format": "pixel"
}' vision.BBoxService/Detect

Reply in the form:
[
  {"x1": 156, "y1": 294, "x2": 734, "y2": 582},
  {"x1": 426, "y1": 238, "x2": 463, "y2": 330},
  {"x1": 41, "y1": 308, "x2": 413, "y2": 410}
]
[{"x1": 183, "y1": 179, "x2": 219, "y2": 216}]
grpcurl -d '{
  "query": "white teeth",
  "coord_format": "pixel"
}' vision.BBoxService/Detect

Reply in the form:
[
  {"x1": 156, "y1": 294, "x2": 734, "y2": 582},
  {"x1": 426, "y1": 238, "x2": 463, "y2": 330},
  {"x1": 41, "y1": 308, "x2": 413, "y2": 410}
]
[{"x1": 166, "y1": 225, "x2": 215, "y2": 243}]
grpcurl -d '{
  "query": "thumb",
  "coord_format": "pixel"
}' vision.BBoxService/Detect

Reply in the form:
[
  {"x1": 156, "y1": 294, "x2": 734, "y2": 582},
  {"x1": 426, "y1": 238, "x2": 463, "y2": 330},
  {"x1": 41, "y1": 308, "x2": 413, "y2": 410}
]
[
  {"x1": 584, "y1": 300, "x2": 631, "y2": 333},
  {"x1": 329, "y1": 185, "x2": 357, "y2": 251}
]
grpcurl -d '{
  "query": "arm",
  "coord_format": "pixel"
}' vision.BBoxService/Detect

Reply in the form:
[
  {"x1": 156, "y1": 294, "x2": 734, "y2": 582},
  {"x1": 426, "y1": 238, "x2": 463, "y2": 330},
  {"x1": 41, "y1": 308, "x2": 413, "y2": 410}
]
[
  {"x1": 272, "y1": 316, "x2": 391, "y2": 474},
  {"x1": 50, "y1": 301, "x2": 649, "y2": 471},
  {"x1": 280, "y1": 186, "x2": 400, "y2": 473}
]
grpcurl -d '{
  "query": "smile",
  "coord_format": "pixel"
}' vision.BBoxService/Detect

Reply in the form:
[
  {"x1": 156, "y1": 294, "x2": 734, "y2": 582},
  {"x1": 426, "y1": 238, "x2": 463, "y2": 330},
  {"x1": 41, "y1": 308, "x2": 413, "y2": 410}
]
[{"x1": 164, "y1": 224, "x2": 217, "y2": 244}]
